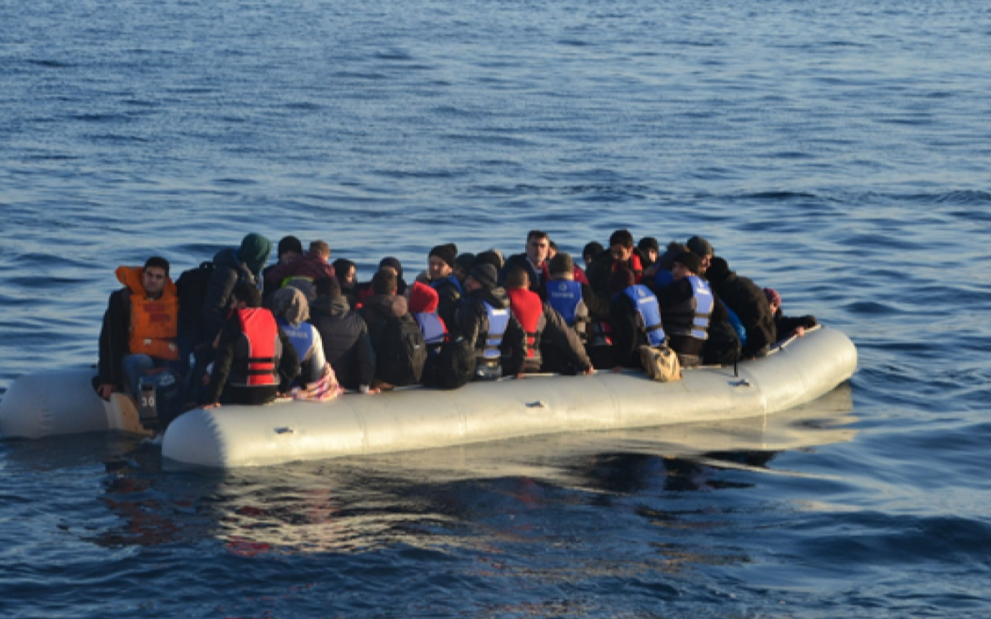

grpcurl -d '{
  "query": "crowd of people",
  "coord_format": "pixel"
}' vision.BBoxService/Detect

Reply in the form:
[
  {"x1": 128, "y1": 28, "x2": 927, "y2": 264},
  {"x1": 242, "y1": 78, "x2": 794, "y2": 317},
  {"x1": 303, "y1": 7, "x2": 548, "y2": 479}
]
[{"x1": 95, "y1": 229, "x2": 817, "y2": 430}]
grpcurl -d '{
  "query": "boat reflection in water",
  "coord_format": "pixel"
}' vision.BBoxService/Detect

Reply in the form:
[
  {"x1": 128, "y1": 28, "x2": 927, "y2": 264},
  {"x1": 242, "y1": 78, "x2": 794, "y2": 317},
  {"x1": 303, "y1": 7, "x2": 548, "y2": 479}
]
[{"x1": 87, "y1": 383, "x2": 857, "y2": 554}]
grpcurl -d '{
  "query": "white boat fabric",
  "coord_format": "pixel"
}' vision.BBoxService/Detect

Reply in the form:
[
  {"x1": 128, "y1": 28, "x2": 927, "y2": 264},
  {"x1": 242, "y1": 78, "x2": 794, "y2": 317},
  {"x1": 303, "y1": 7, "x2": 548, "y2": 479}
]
[
  {"x1": 0, "y1": 327, "x2": 857, "y2": 469},
  {"x1": 163, "y1": 327, "x2": 856, "y2": 468}
]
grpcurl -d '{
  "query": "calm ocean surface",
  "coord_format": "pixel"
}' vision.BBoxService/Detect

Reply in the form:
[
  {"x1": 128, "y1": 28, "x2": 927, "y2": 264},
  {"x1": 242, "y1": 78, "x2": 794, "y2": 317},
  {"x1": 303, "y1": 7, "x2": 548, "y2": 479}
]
[{"x1": 2, "y1": 0, "x2": 990, "y2": 616}]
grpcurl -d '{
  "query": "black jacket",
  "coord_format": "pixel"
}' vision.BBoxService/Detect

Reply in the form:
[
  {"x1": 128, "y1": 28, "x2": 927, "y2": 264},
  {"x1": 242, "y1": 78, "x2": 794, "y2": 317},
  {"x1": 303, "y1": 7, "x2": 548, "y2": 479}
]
[
  {"x1": 707, "y1": 269, "x2": 776, "y2": 358},
  {"x1": 500, "y1": 253, "x2": 548, "y2": 298},
  {"x1": 608, "y1": 292, "x2": 653, "y2": 369},
  {"x1": 310, "y1": 295, "x2": 376, "y2": 390},
  {"x1": 452, "y1": 286, "x2": 527, "y2": 376},
  {"x1": 204, "y1": 309, "x2": 299, "y2": 405},
  {"x1": 96, "y1": 289, "x2": 131, "y2": 390},
  {"x1": 201, "y1": 248, "x2": 258, "y2": 346}
]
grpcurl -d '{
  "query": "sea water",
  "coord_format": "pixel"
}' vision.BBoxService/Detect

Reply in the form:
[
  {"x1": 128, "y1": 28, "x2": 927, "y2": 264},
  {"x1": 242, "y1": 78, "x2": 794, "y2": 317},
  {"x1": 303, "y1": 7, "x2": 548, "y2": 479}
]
[{"x1": 1, "y1": 0, "x2": 990, "y2": 617}]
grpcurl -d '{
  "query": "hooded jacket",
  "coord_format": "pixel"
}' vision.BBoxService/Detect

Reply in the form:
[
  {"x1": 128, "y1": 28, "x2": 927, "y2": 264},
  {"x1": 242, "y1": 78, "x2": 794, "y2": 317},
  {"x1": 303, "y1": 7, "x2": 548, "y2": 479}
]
[
  {"x1": 705, "y1": 261, "x2": 776, "y2": 358},
  {"x1": 201, "y1": 247, "x2": 258, "y2": 345},
  {"x1": 309, "y1": 295, "x2": 375, "y2": 391}
]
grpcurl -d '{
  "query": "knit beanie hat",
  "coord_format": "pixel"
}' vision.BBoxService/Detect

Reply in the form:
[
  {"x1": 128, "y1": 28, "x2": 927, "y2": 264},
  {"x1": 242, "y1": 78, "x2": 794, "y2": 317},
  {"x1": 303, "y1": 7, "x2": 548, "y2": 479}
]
[
  {"x1": 548, "y1": 252, "x2": 574, "y2": 277},
  {"x1": 429, "y1": 243, "x2": 458, "y2": 268},
  {"x1": 673, "y1": 251, "x2": 702, "y2": 275},
  {"x1": 455, "y1": 252, "x2": 475, "y2": 273},
  {"x1": 238, "y1": 233, "x2": 273, "y2": 277},
  {"x1": 686, "y1": 235, "x2": 714, "y2": 258},
  {"x1": 638, "y1": 236, "x2": 660, "y2": 255},
  {"x1": 608, "y1": 267, "x2": 635, "y2": 295},
  {"x1": 271, "y1": 286, "x2": 309, "y2": 326},
  {"x1": 468, "y1": 263, "x2": 498, "y2": 289},
  {"x1": 472, "y1": 250, "x2": 502, "y2": 272},
  {"x1": 409, "y1": 280, "x2": 440, "y2": 313}
]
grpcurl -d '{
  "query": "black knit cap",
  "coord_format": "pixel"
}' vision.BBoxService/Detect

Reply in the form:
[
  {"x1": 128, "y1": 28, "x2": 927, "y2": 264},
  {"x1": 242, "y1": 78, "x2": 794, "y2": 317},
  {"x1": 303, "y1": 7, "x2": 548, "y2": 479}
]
[
  {"x1": 673, "y1": 251, "x2": 702, "y2": 275},
  {"x1": 429, "y1": 243, "x2": 458, "y2": 268},
  {"x1": 455, "y1": 252, "x2": 475, "y2": 272},
  {"x1": 686, "y1": 235, "x2": 714, "y2": 257},
  {"x1": 472, "y1": 250, "x2": 502, "y2": 272},
  {"x1": 468, "y1": 264, "x2": 499, "y2": 289}
]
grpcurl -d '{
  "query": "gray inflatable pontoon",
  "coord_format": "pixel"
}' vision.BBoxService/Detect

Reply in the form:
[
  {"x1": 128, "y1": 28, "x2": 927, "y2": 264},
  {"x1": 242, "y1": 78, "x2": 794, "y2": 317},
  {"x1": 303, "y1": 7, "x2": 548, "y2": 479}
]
[{"x1": 0, "y1": 327, "x2": 857, "y2": 469}]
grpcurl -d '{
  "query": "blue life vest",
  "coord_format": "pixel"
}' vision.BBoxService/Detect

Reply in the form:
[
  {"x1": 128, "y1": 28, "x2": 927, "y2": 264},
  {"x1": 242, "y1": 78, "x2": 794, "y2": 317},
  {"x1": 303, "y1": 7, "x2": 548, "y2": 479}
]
[
  {"x1": 622, "y1": 285, "x2": 666, "y2": 348},
  {"x1": 414, "y1": 312, "x2": 447, "y2": 348},
  {"x1": 664, "y1": 275, "x2": 714, "y2": 341},
  {"x1": 546, "y1": 280, "x2": 583, "y2": 326},
  {"x1": 482, "y1": 301, "x2": 510, "y2": 361},
  {"x1": 654, "y1": 268, "x2": 674, "y2": 288},
  {"x1": 277, "y1": 318, "x2": 316, "y2": 365}
]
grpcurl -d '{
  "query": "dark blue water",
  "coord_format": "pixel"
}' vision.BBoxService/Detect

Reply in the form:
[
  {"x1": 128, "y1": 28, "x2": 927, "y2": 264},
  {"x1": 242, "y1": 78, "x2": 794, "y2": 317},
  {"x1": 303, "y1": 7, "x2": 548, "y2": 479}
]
[{"x1": 3, "y1": 0, "x2": 991, "y2": 616}]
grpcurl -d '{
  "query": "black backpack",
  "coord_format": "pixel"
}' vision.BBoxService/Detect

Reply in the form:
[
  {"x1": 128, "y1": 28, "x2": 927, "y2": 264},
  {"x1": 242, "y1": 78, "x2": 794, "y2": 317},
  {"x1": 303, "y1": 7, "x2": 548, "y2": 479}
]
[
  {"x1": 175, "y1": 261, "x2": 215, "y2": 342},
  {"x1": 426, "y1": 335, "x2": 475, "y2": 390},
  {"x1": 376, "y1": 313, "x2": 427, "y2": 387}
]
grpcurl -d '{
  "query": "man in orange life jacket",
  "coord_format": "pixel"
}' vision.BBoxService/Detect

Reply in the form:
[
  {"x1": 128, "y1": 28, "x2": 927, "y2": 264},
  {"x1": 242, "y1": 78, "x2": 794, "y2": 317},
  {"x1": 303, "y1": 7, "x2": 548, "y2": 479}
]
[
  {"x1": 504, "y1": 267, "x2": 594, "y2": 375},
  {"x1": 97, "y1": 256, "x2": 182, "y2": 400},
  {"x1": 202, "y1": 282, "x2": 299, "y2": 407}
]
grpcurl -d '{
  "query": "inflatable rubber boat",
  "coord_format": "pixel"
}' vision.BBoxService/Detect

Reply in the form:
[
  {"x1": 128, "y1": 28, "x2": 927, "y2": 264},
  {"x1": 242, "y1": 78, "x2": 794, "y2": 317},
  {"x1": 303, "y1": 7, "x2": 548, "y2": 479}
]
[{"x1": 0, "y1": 326, "x2": 857, "y2": 468}]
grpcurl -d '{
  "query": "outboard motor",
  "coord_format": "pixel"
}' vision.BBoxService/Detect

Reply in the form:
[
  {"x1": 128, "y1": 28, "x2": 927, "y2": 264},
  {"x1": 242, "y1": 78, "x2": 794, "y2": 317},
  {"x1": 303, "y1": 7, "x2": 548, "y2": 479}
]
[{"x1": 137, "y1": 369, "x2": 181, "y2": 432}]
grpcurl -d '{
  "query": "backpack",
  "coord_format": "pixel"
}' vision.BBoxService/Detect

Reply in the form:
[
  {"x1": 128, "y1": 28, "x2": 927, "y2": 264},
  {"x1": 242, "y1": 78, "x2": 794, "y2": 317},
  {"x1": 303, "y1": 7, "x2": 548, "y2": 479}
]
[
  {"x1": 176, "y1": 261, "x2": 215, "y2": 341},
  {"x1": 426, "y1": 335, "x2": 475, "y2": 390},
  {"x1": 376, "y1": 313, "x2": 427, "y2": 387}
]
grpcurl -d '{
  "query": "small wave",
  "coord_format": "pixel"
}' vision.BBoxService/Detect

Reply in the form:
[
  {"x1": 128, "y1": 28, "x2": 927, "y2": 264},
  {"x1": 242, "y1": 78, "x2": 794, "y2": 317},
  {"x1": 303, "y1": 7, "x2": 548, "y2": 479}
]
[
  {"x1": 842, "y1": 301, "x2": 900, "y2": 315},
  {"x1": 740, "y1": 191, "x2": 820, "y2": 201},
  {"x1": 26, "y1": 58, "x2": 74, "y2": 69}
]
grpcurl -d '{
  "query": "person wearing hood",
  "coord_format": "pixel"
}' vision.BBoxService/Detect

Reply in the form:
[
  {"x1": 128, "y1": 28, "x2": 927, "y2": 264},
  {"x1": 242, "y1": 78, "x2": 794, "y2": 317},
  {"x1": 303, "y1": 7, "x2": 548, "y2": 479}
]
[
  {"x1": 764, "y1": 288, "x2": 818, "y2": 340},
  {"x1": 97, "y1": 256, "x2": 181, "y2": 400},
  {"x1": 201, "y1": 232, "x2": 272, "y2": 348},
  {"x1": 427, "y1": 243, "x2": 462, "y2": 328},
  {"x1": 452, "y1": 263, "x2": 526, "y2": 381},
  {"x1": 409, "y1": 280, "x2": 448, "y2": 385},
  {"x1": 359, "y1": 268, "x2": 425, "y2": 389},
  {"x1": 270, "y1": 286, "x2": 328, "y2": 387},
  {"x1": 309, "y1": 277, "x2": 376, "y2": 394},
  {"x1": 705, "y1": 257, "x2": 776, "y2": 359}
]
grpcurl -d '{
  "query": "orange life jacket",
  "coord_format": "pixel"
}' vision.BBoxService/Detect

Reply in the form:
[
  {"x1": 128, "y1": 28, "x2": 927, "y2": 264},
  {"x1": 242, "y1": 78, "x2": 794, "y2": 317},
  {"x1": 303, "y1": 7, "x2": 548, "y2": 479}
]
[
  {"x1": 507, "y1": 287, "x2": 543, "y2": 359},
  {"x1": 116, "y1": 266, "x2": 179, "y2": 361}
]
